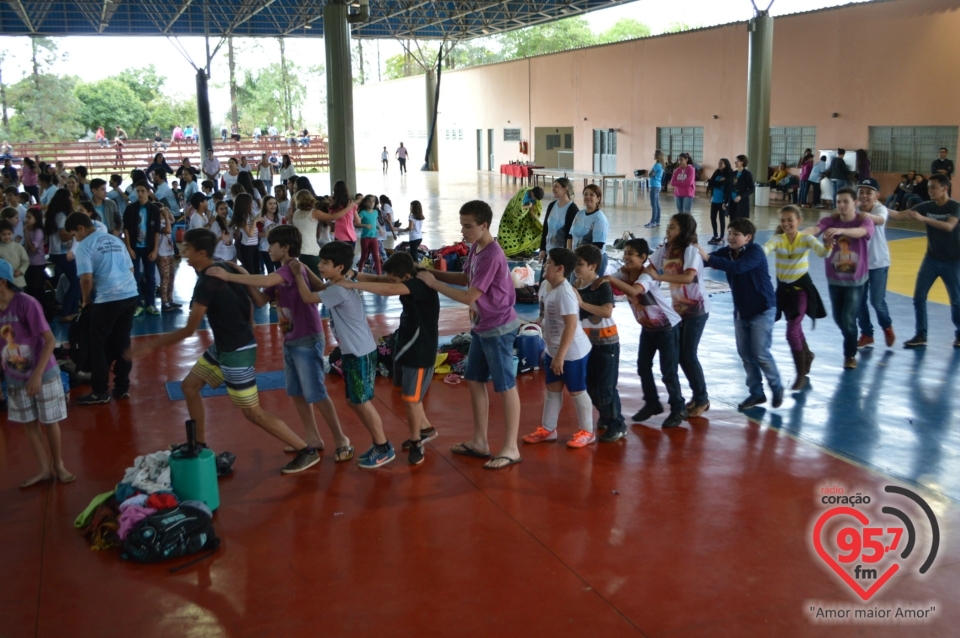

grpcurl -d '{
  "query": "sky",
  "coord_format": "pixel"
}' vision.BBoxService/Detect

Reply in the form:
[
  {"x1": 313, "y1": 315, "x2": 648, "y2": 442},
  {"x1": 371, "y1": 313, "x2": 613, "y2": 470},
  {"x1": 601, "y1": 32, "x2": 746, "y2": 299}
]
[{"x1": 0, "y1": 0, "x2": 866, "y2": 129}]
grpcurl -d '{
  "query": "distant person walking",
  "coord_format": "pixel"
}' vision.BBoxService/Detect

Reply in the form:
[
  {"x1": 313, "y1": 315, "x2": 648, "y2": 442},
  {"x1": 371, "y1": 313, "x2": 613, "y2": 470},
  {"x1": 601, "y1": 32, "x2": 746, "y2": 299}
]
[
  {"x1": 396, "y1": 143, "x2": 408, "y2": 175},
  {"x1": 381, "y1": 147, "x2": 389, "y2": 174}
]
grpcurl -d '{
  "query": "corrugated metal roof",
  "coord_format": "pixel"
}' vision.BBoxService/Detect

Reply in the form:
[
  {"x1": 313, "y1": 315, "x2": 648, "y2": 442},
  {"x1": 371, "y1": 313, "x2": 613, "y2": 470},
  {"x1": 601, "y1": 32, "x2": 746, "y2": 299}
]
[{"x1": 0, "y1": 0, "x2": 638, "y2": 38}]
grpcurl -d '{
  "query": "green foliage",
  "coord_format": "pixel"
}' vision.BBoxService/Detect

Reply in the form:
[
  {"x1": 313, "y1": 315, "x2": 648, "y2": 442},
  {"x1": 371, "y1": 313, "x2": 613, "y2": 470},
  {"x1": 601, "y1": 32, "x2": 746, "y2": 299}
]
[
  {"x1": 498, "y1": 16, "x2": 596, "y2": 59},
  {"x1": 598, "y1": 18, "x2": 652, "y2": 44},
  {"x1": 665, "y1": 22, "x2": 696, "y2": 34},
  {"x1": 147, "y1": 96, "x2": 198, "y2": 134},
  {"x1": 115, "y1": 65, "x2": 166, "y2": 105},
  {"x1": 74, "y1": 78, "x2": 149, "y2": 134},
  {"x1": 8, "y1": 73, "x2": 83, "y2": 141},
  {"x1": 234, "y1": 63, "x2": 311, "y2": 131}
]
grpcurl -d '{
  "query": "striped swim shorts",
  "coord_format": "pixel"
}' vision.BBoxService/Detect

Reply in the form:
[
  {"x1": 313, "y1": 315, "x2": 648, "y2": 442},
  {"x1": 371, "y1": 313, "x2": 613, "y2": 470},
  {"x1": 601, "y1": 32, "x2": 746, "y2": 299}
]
[{"x1": 191, "y1": 340, "x2": 260, "y2": 409}]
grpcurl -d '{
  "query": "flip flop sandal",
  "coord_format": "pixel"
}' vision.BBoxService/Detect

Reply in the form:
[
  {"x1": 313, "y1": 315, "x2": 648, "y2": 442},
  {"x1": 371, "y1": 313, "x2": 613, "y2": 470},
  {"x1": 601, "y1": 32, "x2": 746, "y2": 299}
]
[
  {"x1": 443, "y1": 373, "x2": 462, "y2": 385},
  {"x1": 483, "y1": 456, "x2": 523, "y2": 470},
  {"x1": 334, "y1": 446, "x2": 355, "y2": 462},
  {"x1": 451, "y1": 442, "x2": 491, "y2": 458}
]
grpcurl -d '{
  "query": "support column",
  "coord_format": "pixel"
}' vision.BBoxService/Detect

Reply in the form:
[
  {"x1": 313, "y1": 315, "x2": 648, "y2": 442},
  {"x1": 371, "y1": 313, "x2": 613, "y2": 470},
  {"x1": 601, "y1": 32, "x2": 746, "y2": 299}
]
[
  {"x1": 745, "y1": 11, "x2": 773, "y2": 180},
  {"x1": 424, "y1": 69, "x2": 439, "y2": 171},
  {"x1": 324, "y1": 1, "x2": 357, "y2": 194},
  {"x1": 196, "y1": 69, "x2": 213, "y2": 157}
]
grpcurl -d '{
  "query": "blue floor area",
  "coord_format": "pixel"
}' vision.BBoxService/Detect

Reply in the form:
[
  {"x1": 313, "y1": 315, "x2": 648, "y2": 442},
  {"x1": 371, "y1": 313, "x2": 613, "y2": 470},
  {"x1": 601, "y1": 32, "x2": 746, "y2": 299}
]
[{"x1": 51, "y1": 228, "x2": 960, "y2": 502}]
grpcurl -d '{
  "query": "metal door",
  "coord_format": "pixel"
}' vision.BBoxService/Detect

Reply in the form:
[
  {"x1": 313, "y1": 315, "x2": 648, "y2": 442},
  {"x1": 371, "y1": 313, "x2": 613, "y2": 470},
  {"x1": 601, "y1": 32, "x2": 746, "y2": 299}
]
[
  {"x1": 476, "y1": 129, "x2": 483, "y2": 170},
  {"x1": 488, "y1": 129, "x2": 494, "y2": 171},
  {"x1": 593, "y1": 129, "x2": 617, "y2": 173}
]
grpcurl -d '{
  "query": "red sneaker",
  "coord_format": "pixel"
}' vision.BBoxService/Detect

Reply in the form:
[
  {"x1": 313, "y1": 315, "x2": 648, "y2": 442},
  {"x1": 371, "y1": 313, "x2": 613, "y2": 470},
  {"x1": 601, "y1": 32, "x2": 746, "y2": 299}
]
[
  {"x1": 883, "y1": 326, "x2": 896, "y2": 348},
  {"x1": 566, "y1": 430, "x2": 597, "y2": 448},
  {"x1": 522, "y1": 426, "x2": 558, "y2": 444}
]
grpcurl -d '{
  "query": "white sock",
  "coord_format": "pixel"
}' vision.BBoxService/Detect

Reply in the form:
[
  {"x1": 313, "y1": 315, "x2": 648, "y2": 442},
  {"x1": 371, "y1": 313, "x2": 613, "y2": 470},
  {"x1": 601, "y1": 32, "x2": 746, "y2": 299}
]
[
  {"x1": 572, "y1": 392, "x2": 595, "y2": 433},
  {"x1": 542, "y1": 390, "x2": 563, "y2": 431}
]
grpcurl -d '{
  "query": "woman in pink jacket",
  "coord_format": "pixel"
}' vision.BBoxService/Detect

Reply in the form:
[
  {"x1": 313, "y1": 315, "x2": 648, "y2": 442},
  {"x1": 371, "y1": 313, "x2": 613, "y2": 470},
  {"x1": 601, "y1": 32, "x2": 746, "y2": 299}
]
[{"x1": 670, "y1": 153, "x2": 696, "y2": 213}]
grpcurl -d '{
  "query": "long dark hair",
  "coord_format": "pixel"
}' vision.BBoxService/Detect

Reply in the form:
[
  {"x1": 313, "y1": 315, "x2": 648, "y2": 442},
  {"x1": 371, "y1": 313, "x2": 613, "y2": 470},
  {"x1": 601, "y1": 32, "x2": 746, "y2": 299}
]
[
  {"x1": 281, "y1": 154, "x2": 292, "y2": 169},
  {"x1": 331, "y1": 180, "x2": 351, "y2": 210},
  {"x1": 712, "y1": 158, "x2": 731, "y2": 180},
  {"x1": 230, "y1": 193, "x2": 255, "y2": 230},
  {"x1": 236, "y1": 171, "x2": 255, "y2": 196},
  {"x1": 44, "y1": 189, "x2": 74, "y2": 238},
  {"x1": 667, "y1": 213, "x2": 698, "y2": 255},
  {"x1": 410, "y1": 200, "x2": 424, "y2": 221},
  {"x1": 379, "y1": 194, "x2": 392, "y2": 208},
  {"x1": 295, "y1": 176, "x2": 315, "y2": 196}
]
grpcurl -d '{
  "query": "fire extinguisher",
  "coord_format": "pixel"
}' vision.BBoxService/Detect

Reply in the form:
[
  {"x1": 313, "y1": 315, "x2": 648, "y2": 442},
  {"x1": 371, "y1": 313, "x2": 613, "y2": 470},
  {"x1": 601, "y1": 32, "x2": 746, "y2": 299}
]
[{"x1": 519, "y1": 140, "x2": 528, "y2": 155}]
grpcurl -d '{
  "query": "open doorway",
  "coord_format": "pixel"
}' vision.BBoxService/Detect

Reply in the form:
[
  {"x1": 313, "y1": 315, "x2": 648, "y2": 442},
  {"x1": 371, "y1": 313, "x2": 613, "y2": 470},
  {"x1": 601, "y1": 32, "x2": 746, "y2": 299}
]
[{"x1": 535, "y1": 127, "x2": 574, "y2": 170}]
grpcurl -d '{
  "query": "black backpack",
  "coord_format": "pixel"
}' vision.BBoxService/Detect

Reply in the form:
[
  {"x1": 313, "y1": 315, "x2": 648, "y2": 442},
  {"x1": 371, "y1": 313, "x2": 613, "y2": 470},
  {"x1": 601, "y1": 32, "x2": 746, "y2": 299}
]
[
  {"x1": 68, "y1": 309, "x2": 92, "y2": 373},
  {"x1": 121, "y1": 504, "x2": 220, "y2": 563}
]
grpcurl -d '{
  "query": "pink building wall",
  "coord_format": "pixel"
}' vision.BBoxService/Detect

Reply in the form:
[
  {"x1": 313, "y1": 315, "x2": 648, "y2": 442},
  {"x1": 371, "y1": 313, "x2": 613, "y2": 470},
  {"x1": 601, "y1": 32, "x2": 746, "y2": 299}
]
[{"x1": 352, "y1": 0, "x2": 960, "y2": 194}]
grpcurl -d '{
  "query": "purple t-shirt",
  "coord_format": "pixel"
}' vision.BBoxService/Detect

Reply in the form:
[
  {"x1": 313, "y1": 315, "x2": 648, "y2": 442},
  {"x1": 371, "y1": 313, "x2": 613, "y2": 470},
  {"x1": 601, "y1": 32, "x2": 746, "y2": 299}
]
[
  {"x1": 464, "y1": 240, "x2": 517, "y2": 334},
  {"x1": 264, "y1": 263, "x2": 324, "y2": 343},
  {"x1": 816, "y1": 215, "x2": 875, "y2": 286},
  {"x1": 0, "y1": 293, "x2": 58, "y2": 384}
]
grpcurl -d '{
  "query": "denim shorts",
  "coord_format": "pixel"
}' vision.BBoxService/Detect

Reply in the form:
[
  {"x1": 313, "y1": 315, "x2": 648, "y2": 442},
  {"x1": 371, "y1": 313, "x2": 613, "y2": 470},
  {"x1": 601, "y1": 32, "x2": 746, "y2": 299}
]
[
  {"x1": 464, "y1": 328, "x2": 518, "y2": 393},
  {"x1": 544, "y1": 352, "x2": 589, "y2": 392},
  {"x1": 283, "y1": 337, "x2": 329, "y2": 404}
]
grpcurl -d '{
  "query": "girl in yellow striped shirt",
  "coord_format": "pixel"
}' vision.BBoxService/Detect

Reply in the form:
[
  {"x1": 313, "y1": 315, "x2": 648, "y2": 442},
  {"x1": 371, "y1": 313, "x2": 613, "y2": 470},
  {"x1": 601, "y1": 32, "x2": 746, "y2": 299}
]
[{"x1": 762, "y1": 205, "x2": 829, "y2": 390}]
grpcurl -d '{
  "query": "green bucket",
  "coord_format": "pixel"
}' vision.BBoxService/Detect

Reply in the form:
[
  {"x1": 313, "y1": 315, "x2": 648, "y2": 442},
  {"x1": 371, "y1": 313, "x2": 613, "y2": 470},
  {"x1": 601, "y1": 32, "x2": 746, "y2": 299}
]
[{"x1": 169, "y1": 447, "x2": 220, "y2": 511}]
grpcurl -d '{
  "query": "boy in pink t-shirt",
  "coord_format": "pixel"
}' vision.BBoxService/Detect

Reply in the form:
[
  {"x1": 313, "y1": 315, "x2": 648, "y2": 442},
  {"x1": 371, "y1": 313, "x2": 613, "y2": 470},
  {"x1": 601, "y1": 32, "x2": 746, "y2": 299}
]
[{"x1": 417, "y1": 201, "x2": 522, "y2": 470}]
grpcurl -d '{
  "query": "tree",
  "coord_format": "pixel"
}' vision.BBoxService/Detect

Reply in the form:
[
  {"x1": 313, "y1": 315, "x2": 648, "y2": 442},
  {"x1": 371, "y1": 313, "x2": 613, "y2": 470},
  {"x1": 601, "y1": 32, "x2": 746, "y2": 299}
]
[
  {"x1": 8, "y1": 74, "x2": 83, "y2": 141},
  {"x1": 75, "y1": 78, "x2": 149, "y2": 134},
  {"x1": 598, "y1": 18, "x2": 652, "y2": 44},
  {"x1": 0, "y1": 52, "x2": 8, "y2": 129},
  {"x1": 234, "y1": 63, "x2": 310, "y2": 132},
  {"x1": 30, "y1": 37, "x2": 59, "y2": 92},
  {"x1": 116, "y1": 65, "x2": 165, "y2": 105},
  {"x1": 228, "y1": 38, "x2": 239, "y2": 129},
  {"x1": 498, "y1": 16, "x2": 596, "y2": 59},
  {"x1": 148, "y1": 96, "x2": 198, "y2": 134},
  {"x1": 665, "y1": 22, "x2": 697, "y2": 34}
]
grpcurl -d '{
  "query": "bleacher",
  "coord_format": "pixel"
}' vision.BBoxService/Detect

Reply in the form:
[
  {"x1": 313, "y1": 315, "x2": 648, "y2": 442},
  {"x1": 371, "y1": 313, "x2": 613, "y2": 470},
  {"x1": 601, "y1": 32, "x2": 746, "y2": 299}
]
[{"x1": 10, "y1": 136, "x2": 330, "y2": 178}]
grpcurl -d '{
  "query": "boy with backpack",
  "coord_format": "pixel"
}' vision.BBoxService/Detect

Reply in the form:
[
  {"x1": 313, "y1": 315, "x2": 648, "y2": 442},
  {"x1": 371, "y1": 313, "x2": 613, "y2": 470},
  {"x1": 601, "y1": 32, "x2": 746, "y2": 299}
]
[
  {"x1": 288, "y1": 241, "x2": 394, "y2": 469},
  {"x1": 598, "y1": 238, "x2": 687, "y2": 428},
  {"x1": 0, "y1": 258, "x2": 74, "y2": 488},
  {"x1": 698, "y1": 218, "x2": 784, "y2": 410},
  {"x1": 338, "y1": 251, "x2": 440, "y2": 465},
  {"x1": 521, "y1": 247, "x2": 596, "y2": 447},
  {"x1": 573, "y1": 244, "x2": 626, "y2": 442},
  {"x1": 204, "y1": 225, "x2": 353, "y2": 465},
  {"x1": 131, "y1": 228, "x2": 318, "y2": 474}
]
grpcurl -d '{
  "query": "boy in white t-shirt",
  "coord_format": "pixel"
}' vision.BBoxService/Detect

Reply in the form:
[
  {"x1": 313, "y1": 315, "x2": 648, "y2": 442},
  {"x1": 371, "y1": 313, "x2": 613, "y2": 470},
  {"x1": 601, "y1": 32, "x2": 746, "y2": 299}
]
[
  {"x1": 522, "y1": 248, "x2": 596, "y2": 447},
  {"x1": 599, "y1": 238, "x2": 687, "y2": 428}
]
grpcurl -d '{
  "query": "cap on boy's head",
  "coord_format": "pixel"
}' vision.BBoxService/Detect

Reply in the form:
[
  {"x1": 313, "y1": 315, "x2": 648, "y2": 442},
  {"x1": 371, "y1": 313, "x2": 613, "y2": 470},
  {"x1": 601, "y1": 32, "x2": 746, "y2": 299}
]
[
  {"x1": 0, "y1": 258, "x2": 21, "y2": 292},
  {"x1": 857, "y1": 178, "x2": 880, "y2": 192},
  {"x1": 190, "y1": 192, "x2": 207, "y2": 209}
]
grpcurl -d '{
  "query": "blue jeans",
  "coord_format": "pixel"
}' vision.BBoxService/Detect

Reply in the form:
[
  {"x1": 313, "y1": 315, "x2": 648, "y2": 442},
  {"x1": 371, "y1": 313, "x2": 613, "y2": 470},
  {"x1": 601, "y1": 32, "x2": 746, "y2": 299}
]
[
  {"x1": 857, "y1": 267, "x2": 892, "y2": 337},
  {"x1": 675, "y1": 196, "x2": 693, "y2": 213},
  {"x1": 733, "y1": 307, "x2": 782, "y2": 398},
  {"x1": 586, "y1": 343, "x2": 625, "y2": 430},
  {"x1": 798, "y1": 179, "x2": 810, "y2": 206},
  {"x1": 828, "y1": 284, "x2": 865, "y2": 358},
  {"x1": 132, "y1": 246, "x2": 157, "y2": 309},
  {"x1": 50, "y1": 253, "x2": 80, "y2": 317},
  {"x1": 679, "y1": 313, "x2": 709, "y2": 403},
  {"x1": 831, "y1": 179, "x2": 849, "y2": 208},
  {"x1": 637, "y1": 325, "x2": 684, "y2": 413},
  {"x1": 464, "y1": 327, "x2": 518, "y2": 393},
  {"x1": 650, "y1": 187, "x2": 662, "y2": 224},
  {"x1": 283, "y1": 337, "x2": 329, "y2": 404},
  {"x1": 913, "y1": 255, "x2": 960, "y2": 339}
]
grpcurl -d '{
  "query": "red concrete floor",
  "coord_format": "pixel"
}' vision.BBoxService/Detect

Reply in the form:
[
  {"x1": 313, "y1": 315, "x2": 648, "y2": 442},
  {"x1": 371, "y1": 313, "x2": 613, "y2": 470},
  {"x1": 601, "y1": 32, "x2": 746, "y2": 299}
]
[{"x1": 2, "y1": 309, "x2": 960, "y2": 637}]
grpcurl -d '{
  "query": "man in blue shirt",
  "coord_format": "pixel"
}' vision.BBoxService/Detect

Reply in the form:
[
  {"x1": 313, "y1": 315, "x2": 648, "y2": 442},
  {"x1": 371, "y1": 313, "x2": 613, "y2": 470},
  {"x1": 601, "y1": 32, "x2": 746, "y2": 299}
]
[
  {"x1": 699, "y1": 217, "x2": 784, "y2": 411},
  {"x1": 153, "y1": 170, "x2": 180, "y2": 213},
  {"x1": 808, "y1": 155, "x2": 828, "y2": 208},
  {"x1": 66, "y1": 212, "x2": 139, "y2": 405}
]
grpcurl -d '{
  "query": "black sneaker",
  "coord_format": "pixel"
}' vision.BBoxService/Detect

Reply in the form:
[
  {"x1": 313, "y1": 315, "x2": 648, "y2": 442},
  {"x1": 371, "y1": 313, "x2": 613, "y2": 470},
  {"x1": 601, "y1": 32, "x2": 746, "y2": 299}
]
[
  {"x1": 113, "y1": 389, "x2": 131, "y2": 400},
  {"x1": 281, "y1": 447, "x2": 321, "y2": 474},
  {"x1": 407, "y1": 440, "x2": 425, "y2": 465},
  {"x1": 599, "y1": 426, "x2": 626, "y2": 442},
  {"x1": 772, "y1": 387, "x2": 784, "y2": 409},
  {"x1": 737, "y1": 395, "x2": 767, "y2": 411},
  {"x1": 401, "y1": 427, "x2": 439, "y2": 450},
  {"x1": 77, "y1": 393, "x2": 111, "y2": 406},
  {"x1": 632, "y1": 403, "x2": 664, "y2": 422},
  {"x1": 662, "y1": 411, "x2": 687, "y2": 428},
  {"x1": 903, "y1": 335, "x2": 927, "y2": 348}
]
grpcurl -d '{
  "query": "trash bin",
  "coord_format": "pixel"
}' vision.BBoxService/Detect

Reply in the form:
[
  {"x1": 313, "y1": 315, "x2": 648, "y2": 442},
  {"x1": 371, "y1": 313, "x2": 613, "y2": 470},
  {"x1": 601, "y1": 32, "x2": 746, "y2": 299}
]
[{"x1": 755, "y1": 184, "x2": 770, "y2": 207}]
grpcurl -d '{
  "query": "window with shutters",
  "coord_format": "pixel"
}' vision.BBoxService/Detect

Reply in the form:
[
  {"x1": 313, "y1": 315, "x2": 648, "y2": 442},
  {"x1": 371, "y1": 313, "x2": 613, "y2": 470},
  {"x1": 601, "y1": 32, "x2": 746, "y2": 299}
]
[
  {"x1": 656, "y1": 127, "x2": 703, "y2": 163},
  {"x1": 868, "y1": 126, "x2": 959, "y2": 173},
  {"x1": 769, "y1": 126, "x2": 816, "y2": 166}
]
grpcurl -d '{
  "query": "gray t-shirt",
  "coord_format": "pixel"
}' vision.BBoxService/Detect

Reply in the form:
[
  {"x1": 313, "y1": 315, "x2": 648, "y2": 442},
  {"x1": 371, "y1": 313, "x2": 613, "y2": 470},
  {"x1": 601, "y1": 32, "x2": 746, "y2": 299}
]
[
  {"x1": 913, "y1": 199, "x2": 960, "y2": 261},
  {"x1": 317, "y1": 283, "x2": 377, "y2": 356}
]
